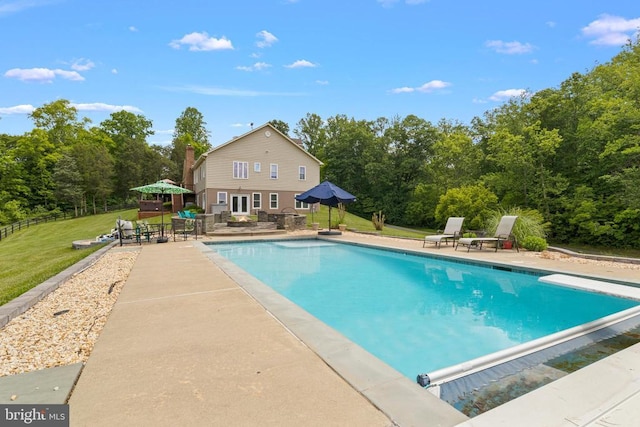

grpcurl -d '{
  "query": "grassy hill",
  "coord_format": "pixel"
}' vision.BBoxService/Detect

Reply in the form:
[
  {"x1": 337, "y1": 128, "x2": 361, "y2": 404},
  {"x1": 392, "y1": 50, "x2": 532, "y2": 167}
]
[
  {"x1": 309, "y1": 205, "x2": 427, "y2": 239},
  {"x1": 0, "y1": 209, "x2": 142, "y2": 305}
]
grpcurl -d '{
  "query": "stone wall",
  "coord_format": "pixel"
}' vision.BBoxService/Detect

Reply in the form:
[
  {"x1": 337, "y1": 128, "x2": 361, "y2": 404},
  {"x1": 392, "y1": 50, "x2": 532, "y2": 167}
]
[
  {"x1": 266, "y1": 213, "x2": 307, "y2": 230},
  {"x1": 201, "y1": 210, "x2": 307, "y2": 232}
]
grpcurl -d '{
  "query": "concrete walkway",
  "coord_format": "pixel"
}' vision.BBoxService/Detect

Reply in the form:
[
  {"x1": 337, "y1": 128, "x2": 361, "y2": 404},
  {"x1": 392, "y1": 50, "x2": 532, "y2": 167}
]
[{"x1": 68, "y1": 239, "x2": 393, "y2": 427}]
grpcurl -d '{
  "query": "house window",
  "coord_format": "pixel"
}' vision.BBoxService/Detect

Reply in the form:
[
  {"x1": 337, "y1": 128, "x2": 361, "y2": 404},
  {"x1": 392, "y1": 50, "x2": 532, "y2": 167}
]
[
  {"x1": 253, "y1": 193, "x2": 261, "y2": 209},
  {"x1": 270, "y1": 193, "x2": 278, "y2": 209},
  {"x1": 295, "y1": 194, "x2": 309, "y2": 209},
  {"x1": 217, "y1": 192, "x2": 227, "y2": 205},
  {"x1": 254, "y1": 162, "x2": 261, "y2": 172},
  {"x1": 299, "y1": 166, "x2": 306, "y2": 180},
  {"x1": 202, "y1": 193, "x2": 207, "y2": 211},
  {"x1": 233, "y1": 161, "x2": 248, "y2": 179},
  {"x1": 201, "y1": 167, "x2": 206, "y2": 179},
  {"x1": 270, "y1": 163, "x2": 278, "y2": 179}
]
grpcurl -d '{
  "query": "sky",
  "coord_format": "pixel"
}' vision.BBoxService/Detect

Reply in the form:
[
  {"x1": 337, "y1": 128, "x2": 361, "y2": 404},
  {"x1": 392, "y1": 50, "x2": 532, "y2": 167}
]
[{"x1": 1, "y1": 0, "x2": 639, "y2": 147}]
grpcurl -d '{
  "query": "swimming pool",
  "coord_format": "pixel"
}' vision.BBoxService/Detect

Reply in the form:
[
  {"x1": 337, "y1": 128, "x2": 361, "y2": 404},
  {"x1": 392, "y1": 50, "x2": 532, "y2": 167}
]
[{"x1": 206, "y1": 239, "x2": 640, "y2": 384}]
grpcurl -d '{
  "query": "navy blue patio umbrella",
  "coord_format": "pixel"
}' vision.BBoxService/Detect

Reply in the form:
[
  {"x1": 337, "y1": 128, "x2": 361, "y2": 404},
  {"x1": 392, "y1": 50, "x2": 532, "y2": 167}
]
[{"x1": 295, "y1": 180, "x2": 356, "y2": 233}]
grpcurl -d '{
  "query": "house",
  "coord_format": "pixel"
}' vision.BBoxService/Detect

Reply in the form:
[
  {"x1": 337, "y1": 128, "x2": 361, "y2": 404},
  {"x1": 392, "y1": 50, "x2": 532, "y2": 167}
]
[{"x1": 188, "y1": 123, "x2": 323, "y2": 216}]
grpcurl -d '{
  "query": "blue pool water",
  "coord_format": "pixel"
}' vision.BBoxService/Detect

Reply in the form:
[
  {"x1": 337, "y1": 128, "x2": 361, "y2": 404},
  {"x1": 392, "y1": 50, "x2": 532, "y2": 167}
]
[{"x1": 209, "y1": 240, "x2": 639, "y2": 380}]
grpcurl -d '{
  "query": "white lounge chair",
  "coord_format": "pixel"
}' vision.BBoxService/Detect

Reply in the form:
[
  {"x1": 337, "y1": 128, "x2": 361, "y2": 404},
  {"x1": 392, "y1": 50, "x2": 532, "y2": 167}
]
[
  {"x1": 455, "y1": 215, "x2": 518, "y2": 252},
  {"x1": 423, "y1": 217, "x2": 465, "y2": 248}
]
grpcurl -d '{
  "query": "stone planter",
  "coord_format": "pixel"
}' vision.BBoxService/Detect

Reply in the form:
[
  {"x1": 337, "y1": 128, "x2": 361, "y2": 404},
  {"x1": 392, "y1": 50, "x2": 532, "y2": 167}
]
[
  {"x1": 338, "y1": 224, "x2": 347, "y2": 232},
  {"x1": 311, "y1": 222, "x2": 320, "y2": 230}
]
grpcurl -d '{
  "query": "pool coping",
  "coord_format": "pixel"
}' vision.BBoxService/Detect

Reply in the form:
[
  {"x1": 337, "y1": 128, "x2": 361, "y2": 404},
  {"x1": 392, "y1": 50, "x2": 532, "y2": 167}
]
[{"x1": 195, "y1": 236, "x2": 640, "y2": 426}]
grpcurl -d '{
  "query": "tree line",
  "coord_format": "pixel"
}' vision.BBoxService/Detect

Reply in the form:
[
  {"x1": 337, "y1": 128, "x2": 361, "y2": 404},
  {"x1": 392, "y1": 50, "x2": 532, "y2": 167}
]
[
  {"x1": 0, "y1": 104, "x2": 211, "y2": 223},
  {"x1": 2, "y1": 40, "x2": 639, "y2": 248}
]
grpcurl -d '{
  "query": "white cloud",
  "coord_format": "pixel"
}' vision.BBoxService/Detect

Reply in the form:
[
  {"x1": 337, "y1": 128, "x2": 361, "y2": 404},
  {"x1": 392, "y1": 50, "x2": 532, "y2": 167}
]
[
  {"x1": 154, "y1": 129, "x2": 174, "y2": 135},
  {"x1": 163, "y1": 84, "x2": 305, "y2": 97},
  {"x1": 488, "y1": 89, "x2": 527, "y2": 102},
  {"x1": 71, "y1": 103, "x2": 142, "y2": 113},
  {"x1": 485, "y1": 40, "x2": 535, "y2": 54},
  {"x1": 417, "y1": 80, "x2": 450, "y2": 92},
  {"x1": 129, "y1": 26, "x2": 138, "y2": 32},
  {"x1": 390, "y1": 80, "x2": 451, "y2": 94},
  {"x1": 315, "y1": 80, "x2": 329, "y2": 85},
  {"x1": 111, "y1": 68, "x2": 118, "y2": 74},
  {"x1": 378, "y1": 0, "x2": 427, "y2": 7},
  {"x1": 169, "y1": 31, "x2": 234, "y2": 51},
  {"x1": 70, "y1": 58, "x2": 95, "y2": 71},
  {"x1": 53, "y1": 69, "x2": 84, "y2": 81},
  {"x1": 4, "y1": 67, "x2": 84, "y2": 83},
  {"x1": 256, "y1": 30, "x2": 278, "y2": 48},
  {"x1": 0, "y1": 0, "x2": 51, "y2": 16},
  {"x1": 0, "y1": 102, "x2": 141, "y2": 115},
  {"x1": 284, "y1": 59, "x2": 317, "y2": 68},
  {"x1": 236, "y1": 62, "x2": 272, "y2": 72},
  {"x1": 391, "y1": 86, "x2": 415, "y2": 94},
  {"x1": 0, "y1": 104, "x2": 35, "y2": 114},
  {"x1": 582, "y1": 14, "x2": 640, "y2": 46}
]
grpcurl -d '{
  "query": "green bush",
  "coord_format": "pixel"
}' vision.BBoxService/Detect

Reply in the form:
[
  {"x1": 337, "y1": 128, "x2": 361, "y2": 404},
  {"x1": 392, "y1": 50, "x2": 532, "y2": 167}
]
[
  {"x1": 521, "y1": 236, "x2": 548, "y2": 252},
  {"x1": 372, "y1": 210, "x2": 385, "y2": 231},
  {"x1": 463, "y1": 232, "x2": 477, "y2": 238},
  {"x1": 435, "y1": 185, "x2": 498, "y2": 229},
  {"x1": 485, "y1": 207, "x2": 548, "y2": 243}
]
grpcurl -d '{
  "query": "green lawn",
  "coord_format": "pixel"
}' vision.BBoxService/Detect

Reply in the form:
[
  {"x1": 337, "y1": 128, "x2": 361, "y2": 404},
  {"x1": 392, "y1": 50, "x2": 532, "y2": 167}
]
[
  {"x1": 0, "y1": 209, "x2": 142, "y2": 306},
  {"x1": 307, "y1": 205, "x2": 428, "y2": 239}
]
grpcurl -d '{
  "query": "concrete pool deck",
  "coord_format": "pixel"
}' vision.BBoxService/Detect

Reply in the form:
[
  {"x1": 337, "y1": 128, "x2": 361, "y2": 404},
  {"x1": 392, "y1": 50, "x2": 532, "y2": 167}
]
[{"x1": 65, "y1": 231, "x2": 640, "y2": 426}]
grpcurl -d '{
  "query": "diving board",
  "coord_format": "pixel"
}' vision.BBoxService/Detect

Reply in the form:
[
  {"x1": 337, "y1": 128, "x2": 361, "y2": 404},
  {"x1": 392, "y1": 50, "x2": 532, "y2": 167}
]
[{"x1": 539, "y1": 274, "x2": 640, "y2": 301}]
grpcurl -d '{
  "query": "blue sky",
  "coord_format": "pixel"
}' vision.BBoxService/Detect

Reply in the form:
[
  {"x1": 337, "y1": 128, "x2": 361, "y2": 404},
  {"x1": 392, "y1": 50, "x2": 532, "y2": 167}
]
[{"x1": 1, "y1": 0, "x2": 639, "y2": 146}]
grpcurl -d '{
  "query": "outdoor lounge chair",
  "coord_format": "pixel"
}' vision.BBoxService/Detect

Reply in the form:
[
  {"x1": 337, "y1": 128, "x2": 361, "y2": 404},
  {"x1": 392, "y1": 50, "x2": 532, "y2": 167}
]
[
  {"x1": 423, "y1": 217, "x2": 465, "y2": 248},
  {"x1": 455, "y1": 215, "x2": 519, "y2": 252}
]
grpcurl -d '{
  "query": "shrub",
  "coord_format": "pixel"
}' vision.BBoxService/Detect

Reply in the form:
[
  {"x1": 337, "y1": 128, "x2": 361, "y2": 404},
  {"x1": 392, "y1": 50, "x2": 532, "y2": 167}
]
[
  {"x1": 337, "y1": 203, "x2": 347, "y2": 224},
  {"x1": 435, "y1": 185, "x2": 498, "y2": 230},
  {"x1": 521, "y1": 236, "x2": 548, "y2": 252},
  {"x1": 372, "y1": 210, "x2": 385, "y2": 231},
  {"x1": 463, "y1": 232, "x2": 477, "y2": 238},
  {"x1": 485, "y1": 207, "x2": 548, "y2": 243}
]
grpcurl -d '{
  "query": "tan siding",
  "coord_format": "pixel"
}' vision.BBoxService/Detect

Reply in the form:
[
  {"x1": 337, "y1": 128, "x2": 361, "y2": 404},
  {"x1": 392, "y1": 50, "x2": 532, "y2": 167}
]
[
  {"x1": 205, "y1": 131, "x2": 320, "y2": 192},
  {"x1": 198, "y1": 126, "x2": 321, "y2": 213}
]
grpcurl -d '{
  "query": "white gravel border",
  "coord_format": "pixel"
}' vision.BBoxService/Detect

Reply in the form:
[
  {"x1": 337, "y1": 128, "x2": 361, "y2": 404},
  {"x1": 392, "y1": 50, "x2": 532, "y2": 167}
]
[{"x1": 0, "y1": 248, "x2": 139, "y2": 377}]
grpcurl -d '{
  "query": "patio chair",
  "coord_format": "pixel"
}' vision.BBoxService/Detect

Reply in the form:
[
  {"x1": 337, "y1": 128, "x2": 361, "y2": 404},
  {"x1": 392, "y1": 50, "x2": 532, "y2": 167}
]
[
  {"x1": 172, "y1": 217, "x2": 197, "y2": 241},
  {"x1": 455, "y1": 215, "x2": 519, "y2": 252},
  {"x1": 423, "y1": 217, "x2": 465, "y2": 248},
  {"x1": 136, "y1": 221, "x2": 155, "y2": 243}
]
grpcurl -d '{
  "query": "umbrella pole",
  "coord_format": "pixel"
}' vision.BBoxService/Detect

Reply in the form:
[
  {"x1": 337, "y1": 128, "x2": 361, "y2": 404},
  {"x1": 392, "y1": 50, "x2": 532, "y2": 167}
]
[
  {"x1": 158, "y1": 191, "x2": 167, "y2": 243},
  {"x1": 328, "y1": 206, "x2": 332, "y2": 230}
]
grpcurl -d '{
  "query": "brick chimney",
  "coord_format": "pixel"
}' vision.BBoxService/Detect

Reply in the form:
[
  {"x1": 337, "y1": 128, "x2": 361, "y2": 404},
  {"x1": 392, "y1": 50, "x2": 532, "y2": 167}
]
[{"x1": 183, "y1": 144, "x2": 195, "y2": 191}]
